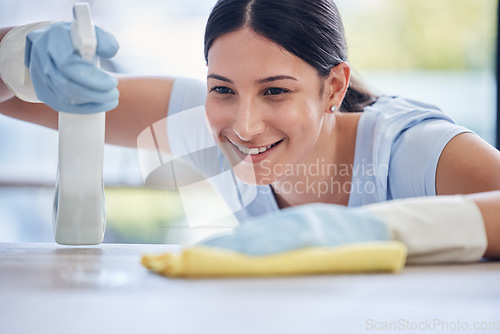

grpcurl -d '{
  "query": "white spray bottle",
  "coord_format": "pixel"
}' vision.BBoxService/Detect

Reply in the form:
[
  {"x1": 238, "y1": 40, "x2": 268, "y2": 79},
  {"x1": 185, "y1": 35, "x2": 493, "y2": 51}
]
[{"x1": 53, "y1": 2, "x2": 106, "y2": 245}]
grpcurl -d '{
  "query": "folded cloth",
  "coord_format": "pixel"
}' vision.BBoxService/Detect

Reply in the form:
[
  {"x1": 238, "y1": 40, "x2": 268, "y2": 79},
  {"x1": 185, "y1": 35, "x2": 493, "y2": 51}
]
[{"x1": 141, "y1": 242, "x2": 407, "y2": 278}]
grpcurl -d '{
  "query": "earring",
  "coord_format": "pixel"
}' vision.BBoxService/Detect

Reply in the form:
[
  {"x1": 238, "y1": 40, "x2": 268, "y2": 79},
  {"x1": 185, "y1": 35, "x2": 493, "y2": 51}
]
[{"x1": 329, "y1": 105, "x2": 338, "y2": 113}]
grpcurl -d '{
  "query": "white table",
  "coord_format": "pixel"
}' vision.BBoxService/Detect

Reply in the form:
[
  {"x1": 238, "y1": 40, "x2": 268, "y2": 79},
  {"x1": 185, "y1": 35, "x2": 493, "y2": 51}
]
[{"x1": 1, "y1": 242, "x2": 499, "y2": 334}]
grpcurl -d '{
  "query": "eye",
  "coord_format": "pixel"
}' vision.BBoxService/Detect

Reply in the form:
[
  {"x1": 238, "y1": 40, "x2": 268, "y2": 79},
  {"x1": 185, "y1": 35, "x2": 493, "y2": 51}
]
[
  {"x1": 210, "y1": 86, "x2": 235, "y2": 95},
  {"x1": 264, "y1": 87, "x2": 290, "y2": 96}
]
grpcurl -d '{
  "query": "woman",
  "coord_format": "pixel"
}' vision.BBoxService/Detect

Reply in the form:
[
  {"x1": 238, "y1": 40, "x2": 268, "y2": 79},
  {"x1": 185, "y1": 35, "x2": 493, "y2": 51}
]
[{"x1": 0, "y1": 0, "x2": 499, "y2": 260}]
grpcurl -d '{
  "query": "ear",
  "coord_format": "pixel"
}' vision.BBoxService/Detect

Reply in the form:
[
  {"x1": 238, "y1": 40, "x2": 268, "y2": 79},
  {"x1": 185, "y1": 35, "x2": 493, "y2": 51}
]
[{"x1": 324, "y1": 62, "x2": 351, "y2": 112}]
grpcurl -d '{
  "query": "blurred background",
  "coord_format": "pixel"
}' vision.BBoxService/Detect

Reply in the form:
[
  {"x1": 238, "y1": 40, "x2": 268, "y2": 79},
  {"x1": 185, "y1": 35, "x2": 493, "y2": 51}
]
[{"x1": 0, "y1": 0, "x2": 497, "y2": 244}]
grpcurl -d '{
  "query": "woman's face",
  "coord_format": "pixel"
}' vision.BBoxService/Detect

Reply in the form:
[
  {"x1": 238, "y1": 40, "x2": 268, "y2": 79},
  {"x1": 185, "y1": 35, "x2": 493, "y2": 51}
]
[{"x1": 205, "y1": 27, "x2": 330, "y2": 185}]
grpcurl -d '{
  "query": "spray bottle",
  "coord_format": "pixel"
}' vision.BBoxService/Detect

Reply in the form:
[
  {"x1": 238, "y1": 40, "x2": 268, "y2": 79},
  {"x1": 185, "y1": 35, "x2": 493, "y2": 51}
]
[{"x1": 53, "y1": 2, "x2": 106, "y2": 245}]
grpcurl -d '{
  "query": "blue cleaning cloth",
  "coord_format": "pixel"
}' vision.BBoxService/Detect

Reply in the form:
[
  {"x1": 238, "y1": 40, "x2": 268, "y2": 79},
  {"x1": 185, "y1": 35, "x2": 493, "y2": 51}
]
[{"x1": 201, "y1": 203, "x2": 390, "y2": 256}]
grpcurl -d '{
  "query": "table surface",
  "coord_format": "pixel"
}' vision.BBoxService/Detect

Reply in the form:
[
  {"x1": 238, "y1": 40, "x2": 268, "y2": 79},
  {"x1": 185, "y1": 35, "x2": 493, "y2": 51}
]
[{"x1": 1, "y1": 242, "x2": 499, "y2": 334}]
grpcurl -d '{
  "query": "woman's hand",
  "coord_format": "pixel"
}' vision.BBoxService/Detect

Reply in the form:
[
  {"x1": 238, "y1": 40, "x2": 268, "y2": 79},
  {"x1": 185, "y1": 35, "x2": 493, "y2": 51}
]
[
  {"x1": 201, "y1": 203, "x2": 389, "y2": 256},
  {"x1": 201, "y1": 194, "x2": 494, "y2": 264},
  {"x1": 25, "y1": 22, "x2": 119, "y2": 113}
]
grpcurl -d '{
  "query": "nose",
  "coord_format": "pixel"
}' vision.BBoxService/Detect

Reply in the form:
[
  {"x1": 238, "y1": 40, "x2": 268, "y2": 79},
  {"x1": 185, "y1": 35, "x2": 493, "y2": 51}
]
[{"x1": 232, "y1": 100, "x2": 265, "y2": 141}]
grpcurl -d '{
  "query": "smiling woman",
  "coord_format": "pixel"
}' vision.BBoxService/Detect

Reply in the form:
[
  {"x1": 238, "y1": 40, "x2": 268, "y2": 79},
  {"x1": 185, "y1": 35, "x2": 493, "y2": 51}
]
[
  {"x1": 0, "y1": 0, "x2": 499, "y2": 259},
  {"x1": 205, "y1": 27, "x2": 346, "y2": 192}
]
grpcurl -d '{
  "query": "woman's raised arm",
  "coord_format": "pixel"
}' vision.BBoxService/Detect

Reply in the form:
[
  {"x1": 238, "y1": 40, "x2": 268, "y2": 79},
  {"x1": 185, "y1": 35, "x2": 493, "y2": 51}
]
[{"x1": 0, "y1": 25, "x2": 175, "y2": 148}]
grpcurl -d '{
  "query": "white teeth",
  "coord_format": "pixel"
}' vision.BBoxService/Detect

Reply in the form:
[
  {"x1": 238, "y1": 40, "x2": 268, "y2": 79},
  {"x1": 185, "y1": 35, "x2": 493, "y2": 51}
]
[
  {"x1": 236, "y1": 142, "x2": 277, "y2": 155},
  {"x1": 239, "y1": 146, "x2": 250, "y2": 155},
  {"x1": 249, "y1": 148, "x2": 260, "y2": 155}
]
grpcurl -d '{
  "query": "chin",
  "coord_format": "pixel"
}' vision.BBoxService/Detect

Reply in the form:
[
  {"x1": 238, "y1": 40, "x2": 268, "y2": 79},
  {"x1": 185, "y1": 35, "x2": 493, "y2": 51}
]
[
  {"x1": 217, "y1": 141, "x2": 278, "y2": 186},
  {"x1": 232, "y1": 164, "x2": 276, "y2": 186}
]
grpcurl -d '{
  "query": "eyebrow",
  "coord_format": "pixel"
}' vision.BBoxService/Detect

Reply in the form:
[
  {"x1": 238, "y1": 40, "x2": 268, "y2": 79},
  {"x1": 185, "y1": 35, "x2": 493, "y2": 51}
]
[
  {"x1": 256, "y1": 75, "x2": 298, "y2": 84},
  {"x1": 207, "y1": 74, "x2": 233, "y2": 83},
  {"x1": 207, "y1": 74, "x2": 298, "y2": 84}
]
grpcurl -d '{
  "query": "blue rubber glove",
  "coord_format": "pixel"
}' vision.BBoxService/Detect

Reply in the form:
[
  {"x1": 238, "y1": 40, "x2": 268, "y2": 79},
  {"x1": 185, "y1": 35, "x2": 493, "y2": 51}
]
[
  {"x1": 25, "y1": 22, "x2": 119, "y2": 114},
  {"x1": 201, "y1": 203, "x2": 389, "y2": 256}
]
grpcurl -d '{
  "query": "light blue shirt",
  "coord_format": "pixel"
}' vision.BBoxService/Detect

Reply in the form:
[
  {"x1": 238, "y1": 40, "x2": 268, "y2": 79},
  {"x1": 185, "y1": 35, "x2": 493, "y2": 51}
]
[
  {"x1": 166, "y1": 78, "x2": 470, "y2": 221},
  {"x1": 348, "y1": 95, "x2": 470, "y2": 206}
]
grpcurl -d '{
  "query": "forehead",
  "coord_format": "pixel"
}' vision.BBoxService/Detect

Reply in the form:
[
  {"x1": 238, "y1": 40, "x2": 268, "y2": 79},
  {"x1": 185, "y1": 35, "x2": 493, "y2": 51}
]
[{"x1": 207, "y1": 27, "x2": 316, "y2": 81}]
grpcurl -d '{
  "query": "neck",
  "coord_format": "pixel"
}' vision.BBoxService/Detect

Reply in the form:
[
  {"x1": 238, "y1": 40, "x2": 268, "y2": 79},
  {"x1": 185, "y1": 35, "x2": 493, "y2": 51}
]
[{"x1": 272, "y1": 112, "x2": 360, "y2": 208}]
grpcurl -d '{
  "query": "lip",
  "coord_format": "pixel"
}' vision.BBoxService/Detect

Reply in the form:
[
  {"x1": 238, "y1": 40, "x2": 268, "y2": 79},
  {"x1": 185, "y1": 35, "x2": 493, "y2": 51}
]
[{"x1": 229, "y1": 138, "x2": 283, "y2": 163}]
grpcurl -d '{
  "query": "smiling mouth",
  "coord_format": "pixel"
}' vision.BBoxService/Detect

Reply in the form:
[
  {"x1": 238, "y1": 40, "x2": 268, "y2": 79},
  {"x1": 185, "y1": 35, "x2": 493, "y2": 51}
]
[{"x1": 232, "y1": 139, "x2": 283, "y2": 155}]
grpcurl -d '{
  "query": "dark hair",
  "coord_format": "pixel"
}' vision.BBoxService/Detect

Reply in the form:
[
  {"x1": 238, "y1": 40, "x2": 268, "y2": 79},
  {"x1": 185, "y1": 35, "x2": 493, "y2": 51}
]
[{"x1": 204, "y1": 0, "x2": 377, "y2": 113}]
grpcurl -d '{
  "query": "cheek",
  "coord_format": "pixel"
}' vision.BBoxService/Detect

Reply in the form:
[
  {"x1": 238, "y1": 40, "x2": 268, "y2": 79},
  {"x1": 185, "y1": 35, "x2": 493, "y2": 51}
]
[
  {"x1": 281, "y1": 99, "x2": 324, "y2": 138},
  {"x1": 205, "y1": 99, "x2": 229, "y2": 139}
]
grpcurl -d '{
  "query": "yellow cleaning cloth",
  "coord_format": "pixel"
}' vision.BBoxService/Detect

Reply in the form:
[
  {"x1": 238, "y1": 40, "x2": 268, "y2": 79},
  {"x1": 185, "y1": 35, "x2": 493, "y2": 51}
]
[{"x1": 141, "y1": 241, "x2": 407, "y2": 278}]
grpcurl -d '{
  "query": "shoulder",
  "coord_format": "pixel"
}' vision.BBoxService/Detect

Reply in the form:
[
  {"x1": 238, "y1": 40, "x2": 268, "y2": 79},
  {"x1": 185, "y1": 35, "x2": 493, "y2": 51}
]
[
  {"x1": 373, "y1": 96, "x2": 473, "y2": 198},
  {"x1": 360, "y1": 95, "x2": 455, "y2": 132},
  {"x1": 350, "y1": 96, "x2": 471, "y2": 205},
  {"x1": 358, "y1": 95, "x2": 469, "y2": 164},
  {"x1": 436, "y1": 132, "x2": 500, "y2": 195},
  {"x1": 356, "y1": 96, "x2": 462, "y2": 158}
]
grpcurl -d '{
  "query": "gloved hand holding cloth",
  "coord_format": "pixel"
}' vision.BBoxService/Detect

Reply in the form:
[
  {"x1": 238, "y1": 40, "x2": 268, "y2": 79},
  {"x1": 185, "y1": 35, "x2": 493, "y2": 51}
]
[{"x1": 141, "y1": 195, "x2": 487, "y2": 278}]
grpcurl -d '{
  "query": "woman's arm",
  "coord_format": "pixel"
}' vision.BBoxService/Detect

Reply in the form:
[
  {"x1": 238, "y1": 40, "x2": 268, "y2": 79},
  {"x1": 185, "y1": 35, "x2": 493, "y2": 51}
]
[
  {"x1": 105, "y1": 76, "x2": 173, "y2": 147},
  {"x1": 0, "y1": 27, "x2": 62, "y2": 131},
  {"x1": 0, "y1": 27, "x2": 14, "y2": 102},
  {"x1": 467, "y1": 190, "x2": 500, "y2": 258},
  {"x1": 436, "y1": 132, "x2": 500, "y2": 194},
  {"x1": 0, "y1": 76, "x2": 174, "y2": 148},
  {"x1": 1, "y1": 26, "x2": 175, "y2": 148},
  {"x1": 436, "y1": 132, "x2": 500, "y2": 258}
]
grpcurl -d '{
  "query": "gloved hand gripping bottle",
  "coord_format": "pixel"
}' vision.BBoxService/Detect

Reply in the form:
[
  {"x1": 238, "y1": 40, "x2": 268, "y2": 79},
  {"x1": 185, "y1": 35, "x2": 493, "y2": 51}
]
[{"x1": 53, "y1": 3, "x2": 106, "y2": 245}]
